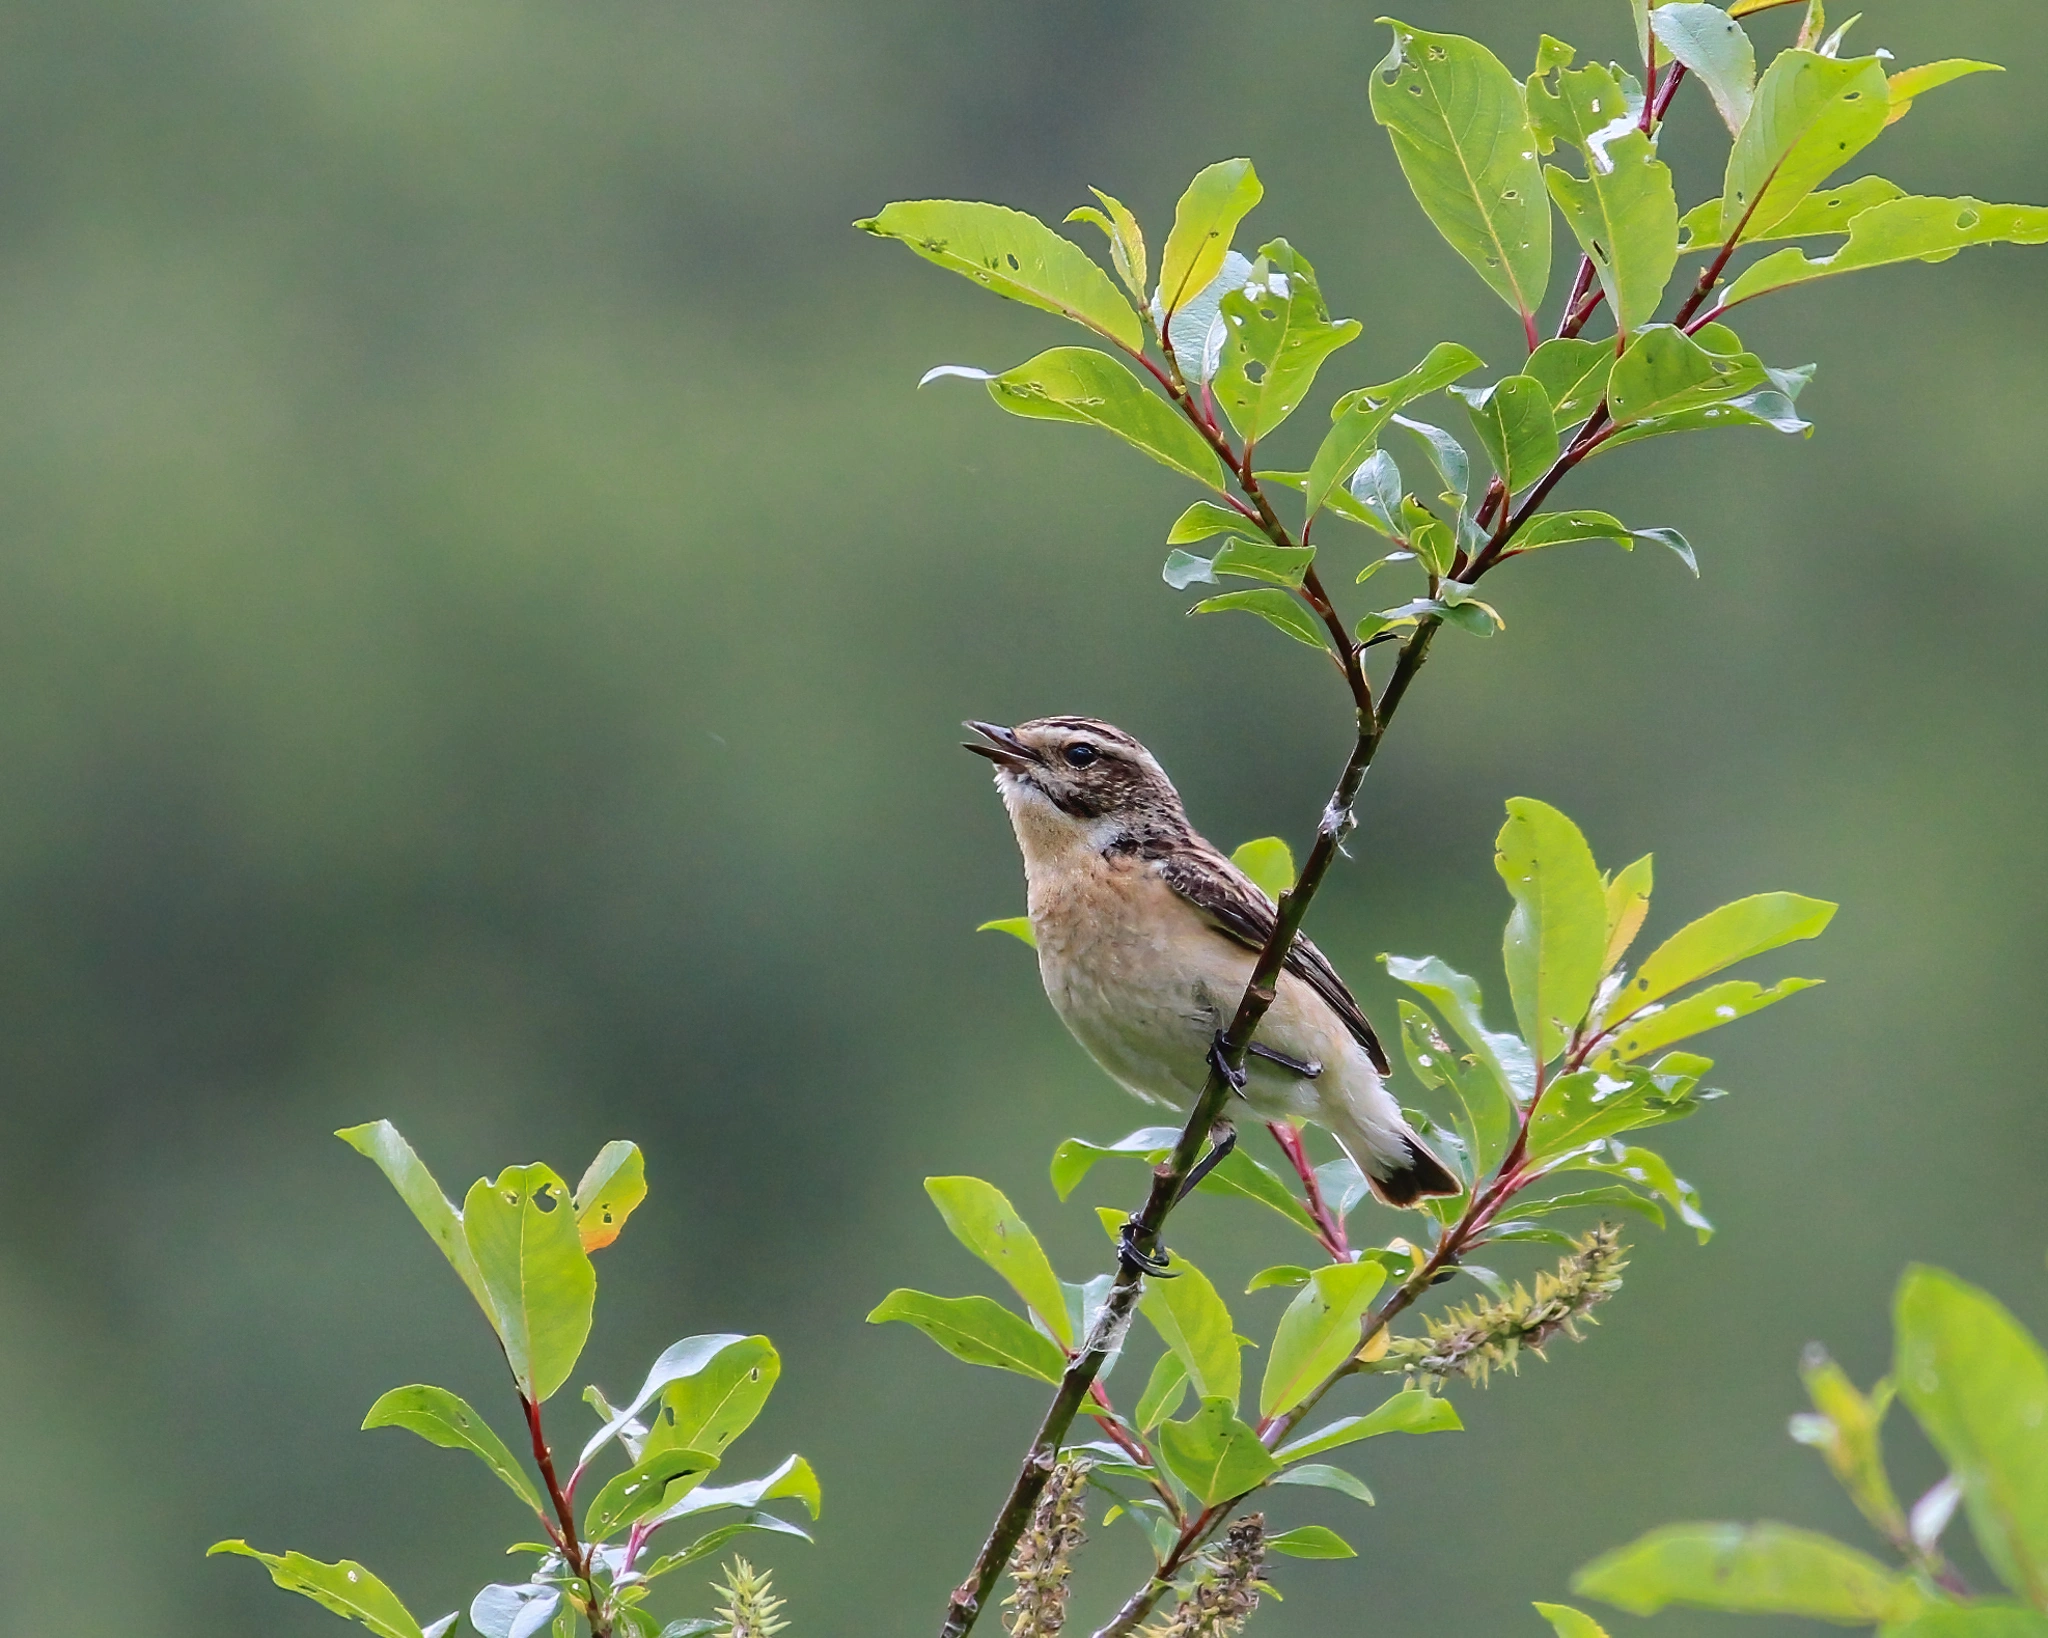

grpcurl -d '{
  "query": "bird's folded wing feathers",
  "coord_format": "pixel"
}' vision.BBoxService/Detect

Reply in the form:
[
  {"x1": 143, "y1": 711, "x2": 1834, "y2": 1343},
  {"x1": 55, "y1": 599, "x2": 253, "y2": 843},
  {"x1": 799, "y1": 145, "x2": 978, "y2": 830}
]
[{"x1": 1154, "y1": 848, "x2": 1393, "y2": 1076}]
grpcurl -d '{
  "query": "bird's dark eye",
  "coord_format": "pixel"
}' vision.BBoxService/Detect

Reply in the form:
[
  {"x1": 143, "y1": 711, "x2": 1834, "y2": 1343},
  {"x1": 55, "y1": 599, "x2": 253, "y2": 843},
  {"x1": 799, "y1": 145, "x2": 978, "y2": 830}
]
[{"x1": 1063, "y1": 743, "x2": 1099, "y2": 769}]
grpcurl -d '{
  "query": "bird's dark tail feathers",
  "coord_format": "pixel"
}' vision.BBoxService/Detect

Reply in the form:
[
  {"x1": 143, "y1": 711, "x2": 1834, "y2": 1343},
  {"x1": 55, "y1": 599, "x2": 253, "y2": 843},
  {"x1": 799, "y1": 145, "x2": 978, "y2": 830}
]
[{"x1": 1367, "y1": 1130, "x2": 1462, "y2": 1207}]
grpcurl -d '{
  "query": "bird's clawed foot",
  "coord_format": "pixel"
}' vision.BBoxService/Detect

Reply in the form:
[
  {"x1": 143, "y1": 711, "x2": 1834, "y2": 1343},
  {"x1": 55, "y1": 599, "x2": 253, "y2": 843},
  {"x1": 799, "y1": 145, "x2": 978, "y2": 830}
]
[
  {"x1": 1208, "y1": 1033, "x2": 1250, "y2": 1097},
  {"x1": 1248, "y1": 1041, "x2": 1321, "y2": 1079},
  {"x1": 1117, "y1": 1216, "x2": 1176, "y2": 1279},
  {"x1": 1173, "y1": 1121, "x2": 1238, "y2": 1206}
]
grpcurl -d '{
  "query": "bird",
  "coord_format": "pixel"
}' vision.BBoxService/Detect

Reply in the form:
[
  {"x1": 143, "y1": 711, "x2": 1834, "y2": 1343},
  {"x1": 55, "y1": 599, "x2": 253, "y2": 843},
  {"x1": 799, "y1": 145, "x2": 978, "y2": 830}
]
[{"x1": 964, "y1": 715, "x2": 1459, "y2": 1219}]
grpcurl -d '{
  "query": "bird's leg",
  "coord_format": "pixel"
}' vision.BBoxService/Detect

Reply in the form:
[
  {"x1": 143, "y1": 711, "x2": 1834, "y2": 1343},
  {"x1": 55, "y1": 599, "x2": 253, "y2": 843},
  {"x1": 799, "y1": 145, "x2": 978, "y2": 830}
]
[
  {"x1": 1117, "y1": 1217, "x2": 1176, "y2": 1279},
  {"x1": 1248, "y1": 1042, "x2": 1321, "y2": 1078},
  {"x1": 1172, "y1": 1120, "x2": 1238, "y2": 1206}
]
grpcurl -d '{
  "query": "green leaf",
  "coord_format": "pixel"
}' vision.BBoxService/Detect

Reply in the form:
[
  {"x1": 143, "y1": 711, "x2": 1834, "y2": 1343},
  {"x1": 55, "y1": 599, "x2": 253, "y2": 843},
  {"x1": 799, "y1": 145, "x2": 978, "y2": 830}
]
[
  {"x1": 986, "y1": 348, "x2": 1225, "y2": 490},
  {"x1": 1260, "y1": 1262, "x2": 1388, "y2": 1417},
  {"x1": 1573, "y1": 1522, "x2": 1923, "y2": 1623},
  {"x1": 1723, "y1": 51, "x2": 1892, "y2": 242},
  {"x1": 1248, "y1": 1265, "x2": 1314, "y2": 1293},
  {"x1": 978, "y1": 917, "x2": 1036, "y2": 947},
  {"x1": 361, "y1": 1385, "x2": 544, "y2": 1514},
  {"x1": 1167, "y1": 500, "x2": 1255, "y2": 545},
  {"x1": 1496, "y1": 798, "x2": 1609, "y2": 1062},
  {"x1": 1895, "y1": 1266, "x2": 2048, "y2": 1606},
  {"x1": 1517, "y1": 1184, "x2": 1666, "y2": 1228},
  {"x1": 1524, "y1": 339, "x2": 1612, "y2": 426},
  {"x1": 1604, "y1": 853, "x2": 1655, "y2": 974},
  {"x1": 1140, "y1": 1251, "x2": 1243, "y2": 1404},
  {"x1": 1882, "y1": 1609, "x2": 2048, "y2": 1638},
  {"x1": 1046, "y1": 1125, "x2": 1317, "y2": 1235},
  {"x1": 1529, "y1": 61, "x2": 1680, "y2": 332},
  {"x1": 583, "y1": 1447, "x2": 720, "y2": 1542},
  {"x1": 639, "y1": 1513, "x2": 816, "y2": 1583},
  {"x1": 1066, "y1": 187, "x2": 1149, "y2": 303},
  {"x1": 1190, "y1": 588, "x2": 1328, "y2": 650},
  {"x1": 463, "y1": 1165, "x2": 596, "y2": 1404},
  {"x1": 855, "y1": 200, "x2": 1142, "y2": 349},
  {"x1": 1566, "y1": 1144, "x2": 1712, "y2": 1241},
  {"x1": 1305, "y1": 342, "x2": 1485, "y2": 517},
  {"x1": 1183, "y1": 537, "x2": 1318, "y2": 589},
  {"x1": 646, "y1": 1452, "x2": 823, "y2": 1528},
  {"x1": 1230, "y1": 837, "x2": 1296, "y2": 902},
  {"x1": 1156, "y1": 1398, "x2": 1281, "y2": 1505},
  {"x1": 924, "y1": 1176, "x2": 1072, "y2": 1348},
  {"x1": 335, "y1": 1122, "x2": 495, "y2": 1324},
  {"x1": 1618, "y1": 892, "x2": 1836, "y2": 1016},
  {"x1": 1593, "y1": 389, "x2": 1810, "y2": 454},
  {"x1": 573, "y1": 1141, "x2": 646, "y2": 1253},
  {"x1": 578, "y1": 1334, "x2": 757, "y2": 1466},
  {"x1": 1534, "y1": 1602, "x2": 1612, "y2": 1638},
  {"x1": 1371, "y1": 20, "x2": 1551, "y2": 321},
  {"x1": 207, "y1": 1543, "x2": 426, "y2": 1638},
  {"x1": 642, "y1": 1335, "x2": 779, "y2": 1461},
  {"x1": 1793, "y1": 1348, "x2": 1907, "y2": 1544},
  {"x1": 1597, "y1": 976, "x2": 1821, "y2": 1064},
  {"x1": 1213, "y1": 240, "x2": 1361, "y2": 442},
  {"x1": 1608, "y1": 326, "x2": 1770, "y2": 428},
  {"x1": 1680, "y1": 176, "x2": 1905, "y2": 250},
  {"x1": 1451, "y1": 376, "x2": 1559, "y2": 492},
  {"x1": 1158, "y1": 160, "x2": 1263, "y2": 318},
  {"x1": 1888, "y1": 60, "x2": 2003, "y2": 124},
  {"x1": 1651, "y1": 5, "x2": 1757, "y2": 134},
  {"x1": 1275, "y1": 1388, "x2": 1463, "y2": 1461},
  {"x1": 1135, "y1": 1348, "x2": 1191, "y2": 1432},
  {"x1": 1400, "y1": 999, "x2": 1512, "y2": 1176},
  {"x1": 1512, "y1": 510, "x2": 1632, "y2": 553},
  {"x1": 1270, "y1": 1462, "x2": 1375, "y2": 1506},
  {"x1": 1725, "y1": 195, "x2": 2048, "y2": 307},
  {"x1": 865, "y1": 1290, "x2": 1067, "y2": 1383},
  {"x1": 1526, "y1": 1060, "x2": 1707, "y2": 1163},
  {"x1": 1383, "y1": 953, "x2": 1535, "y2": 1103},
  {"x1": 1267, "y1": 1525, "x2": 1357, "y2": 1559}
]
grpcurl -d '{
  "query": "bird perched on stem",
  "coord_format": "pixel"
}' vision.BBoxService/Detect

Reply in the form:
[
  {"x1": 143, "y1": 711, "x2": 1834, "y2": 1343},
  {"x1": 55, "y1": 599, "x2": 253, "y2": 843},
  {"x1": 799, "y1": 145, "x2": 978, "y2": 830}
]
[{"x1": 965, "y1": 716, "x2": 1457, "y2": 1211}]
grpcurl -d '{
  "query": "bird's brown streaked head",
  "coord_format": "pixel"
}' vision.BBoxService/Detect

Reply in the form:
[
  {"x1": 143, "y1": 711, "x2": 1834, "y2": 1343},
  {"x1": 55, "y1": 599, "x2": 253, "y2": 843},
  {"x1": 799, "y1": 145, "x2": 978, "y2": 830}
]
[{"x1": 963, "y1": 717, "x2": 1191, "y2": 837}]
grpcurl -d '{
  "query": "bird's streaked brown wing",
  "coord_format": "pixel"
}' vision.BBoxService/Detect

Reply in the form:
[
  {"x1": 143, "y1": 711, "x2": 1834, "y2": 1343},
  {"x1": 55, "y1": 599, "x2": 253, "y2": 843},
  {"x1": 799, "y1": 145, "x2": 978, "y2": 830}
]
[{"x1": 1154, "y1": 846, "x2": 1393, "y2": 1075}]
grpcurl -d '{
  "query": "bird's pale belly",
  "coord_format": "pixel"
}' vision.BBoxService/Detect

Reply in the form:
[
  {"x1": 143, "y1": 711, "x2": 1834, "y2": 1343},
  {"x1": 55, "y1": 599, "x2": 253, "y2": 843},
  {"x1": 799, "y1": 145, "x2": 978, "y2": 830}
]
[{"x1": 1031, "y1": 872, "x2": 1330, "y2": 1125}]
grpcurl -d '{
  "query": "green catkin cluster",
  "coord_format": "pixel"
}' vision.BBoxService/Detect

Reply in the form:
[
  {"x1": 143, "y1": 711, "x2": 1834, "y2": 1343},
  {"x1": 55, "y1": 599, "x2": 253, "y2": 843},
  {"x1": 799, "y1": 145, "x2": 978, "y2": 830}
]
[
  {"x1": 1388, "y1": 1225, "x2": 1628, "y2": 1385},
  {"x1": 1003, "y1": 1457, "x2": 1091, "y2": 1637},
  {"x1": 712, "y1": 1556, "x2": 788, "y2": 1638},
  {"x1": 1143, "y1": 1514, "x2": 1268, "y2": 1638}
]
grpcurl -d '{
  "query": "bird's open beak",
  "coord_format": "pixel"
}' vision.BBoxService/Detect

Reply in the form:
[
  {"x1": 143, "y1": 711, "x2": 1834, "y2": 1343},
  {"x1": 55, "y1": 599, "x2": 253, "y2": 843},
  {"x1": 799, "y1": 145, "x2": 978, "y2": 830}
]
[{"x1": 962, "y1": 720, "x2": 1036, "y2": 770}]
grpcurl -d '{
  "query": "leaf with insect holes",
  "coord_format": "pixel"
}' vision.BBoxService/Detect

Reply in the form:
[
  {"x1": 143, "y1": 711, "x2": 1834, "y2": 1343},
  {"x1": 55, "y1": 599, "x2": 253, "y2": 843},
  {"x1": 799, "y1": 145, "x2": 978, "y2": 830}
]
[
  {"x1": 1724, "y1": 195, "x2": 2048, "y2": 306},
  {"x1": 640, "y1": 1335, "x2": 780, "y2": 1461},
  {"x1": 1652, "y1": 5, "x2": 1757, "y2": 134},
  {"x1": 572, "y1": 1141, "x2": 645, "y2": 1253},
  {"x1": 982, "y1": 348, "x2": 1226, "y2": 490},
  {"x1": 361, "y1": 1385, "x2": 544, "y2": 1514},
  {"x1": 207, "y1": 1543, "x2": 431, "y2": 1638},
  {"x1": 463, "y1": 1165, "x2": 595, "y2": 1404},
  {"x1": 1213, "y1": 240, "x2": 1361, "y2": 441},
  {"x1": 1306, "y1": 342, "x2": 1484, "y2": 517},
  {"x1": 1451, "y1": 376, "x2": 1558, "y2": 492},
  {"x1": 855, "y1": 200, "x2": 1142, "y2": 349},
  {"x1": 1371, "y1": 20, "x2": 1550, "y2": 322},
  {"x1": 1721, "y1": 51, "x2": 1891, "y2": 242},
  {"x1": 1528, "y1": 59, "x2": 1679, "y2": 333}
]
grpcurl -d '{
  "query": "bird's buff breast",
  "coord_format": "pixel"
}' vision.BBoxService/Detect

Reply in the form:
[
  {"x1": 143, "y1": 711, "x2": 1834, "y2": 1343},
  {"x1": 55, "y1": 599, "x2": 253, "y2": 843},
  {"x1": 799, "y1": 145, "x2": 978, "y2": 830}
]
[{"x1": 1028, "y1": 852, "x2": 1243, "y2": 1105}]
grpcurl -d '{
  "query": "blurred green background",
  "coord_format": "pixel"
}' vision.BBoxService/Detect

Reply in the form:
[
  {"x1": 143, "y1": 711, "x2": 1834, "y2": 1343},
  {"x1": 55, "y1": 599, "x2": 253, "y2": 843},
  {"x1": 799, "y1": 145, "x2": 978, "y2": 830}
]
[{"x1": 0, "y1": 1, "x2": 2043, "y2": 1634}]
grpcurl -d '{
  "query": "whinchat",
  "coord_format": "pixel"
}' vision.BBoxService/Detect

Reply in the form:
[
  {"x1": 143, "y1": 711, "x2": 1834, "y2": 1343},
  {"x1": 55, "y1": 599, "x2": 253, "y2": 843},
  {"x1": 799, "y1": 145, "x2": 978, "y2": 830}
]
[{"x1": 965, "y1": 716, "x2": 1457, "y2": 1208}]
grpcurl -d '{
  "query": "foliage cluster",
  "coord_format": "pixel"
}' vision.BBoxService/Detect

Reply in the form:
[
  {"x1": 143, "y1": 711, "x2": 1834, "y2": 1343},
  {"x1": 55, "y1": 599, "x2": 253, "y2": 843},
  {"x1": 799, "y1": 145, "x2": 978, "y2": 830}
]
[{"x1": 212, "y1": 1124, "x2": 819, "y2": 1638}]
